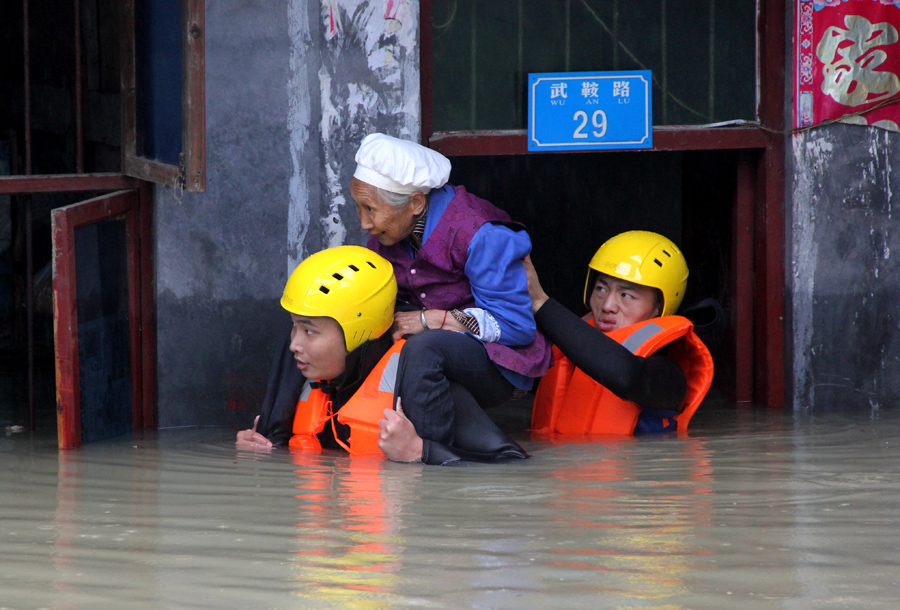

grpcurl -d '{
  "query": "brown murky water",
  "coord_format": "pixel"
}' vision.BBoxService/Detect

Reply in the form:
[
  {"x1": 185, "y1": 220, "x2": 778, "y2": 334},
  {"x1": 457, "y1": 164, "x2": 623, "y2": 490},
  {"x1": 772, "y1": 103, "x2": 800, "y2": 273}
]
[{"x1": 2, "y1": 403, "x2": 899, "y2": 609}]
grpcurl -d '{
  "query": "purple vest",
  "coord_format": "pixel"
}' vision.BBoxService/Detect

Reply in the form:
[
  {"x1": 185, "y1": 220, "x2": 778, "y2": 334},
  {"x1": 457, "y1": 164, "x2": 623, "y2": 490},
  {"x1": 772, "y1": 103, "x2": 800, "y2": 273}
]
[{"x1": 370, "y1": 186, "x2": 552, "y2": 378}]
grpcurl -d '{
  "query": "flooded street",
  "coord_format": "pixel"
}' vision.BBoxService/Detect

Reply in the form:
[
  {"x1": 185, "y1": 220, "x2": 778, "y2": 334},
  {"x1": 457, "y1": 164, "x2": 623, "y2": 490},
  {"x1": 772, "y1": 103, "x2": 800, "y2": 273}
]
[{"x1": 2, "y1": 402, "x2": 899, "y2": 609}]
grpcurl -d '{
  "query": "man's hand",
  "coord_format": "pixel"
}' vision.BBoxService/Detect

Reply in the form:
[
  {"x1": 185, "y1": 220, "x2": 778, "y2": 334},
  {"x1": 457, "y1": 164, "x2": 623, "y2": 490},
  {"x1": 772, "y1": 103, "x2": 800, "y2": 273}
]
[
  {"x1": 236, "y1": 415, "x2": 273, "y2": 450},
  {"x1": 523, "y1": 255, "x2": 550, "y2": 313},
  {"x1": 392, "y1": 311, "x2": 427, "y2": 342},
  {"x1": 378, "y1": 398, "x2": 423, "y2": 462}
]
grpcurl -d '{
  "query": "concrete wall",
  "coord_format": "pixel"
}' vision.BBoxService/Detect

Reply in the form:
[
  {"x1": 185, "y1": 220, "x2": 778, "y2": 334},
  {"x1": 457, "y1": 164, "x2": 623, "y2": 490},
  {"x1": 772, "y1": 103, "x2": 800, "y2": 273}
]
[
  {"x1": 789, "y1": 124, "x2": 900, "y2": 414},
  {"x1": 154, "y1": 0, "x2": 420, "y2": 428},
  {"x1": 151, "y1": 0, "x2": 900, "y2": 426}
]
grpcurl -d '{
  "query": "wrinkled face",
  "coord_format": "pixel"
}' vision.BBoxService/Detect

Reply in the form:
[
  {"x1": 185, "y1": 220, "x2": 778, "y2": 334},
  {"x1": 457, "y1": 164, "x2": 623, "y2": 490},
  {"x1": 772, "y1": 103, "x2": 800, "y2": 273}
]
[
  {"x1": 351, "y1": 178, "x2": 422, "y2": 246},
  {"x1": 288, "y1": 313, "x2": 348, "y2": 381},
  {"x1": 589, "y1": 273, "x2": 662, "y2": 332}
]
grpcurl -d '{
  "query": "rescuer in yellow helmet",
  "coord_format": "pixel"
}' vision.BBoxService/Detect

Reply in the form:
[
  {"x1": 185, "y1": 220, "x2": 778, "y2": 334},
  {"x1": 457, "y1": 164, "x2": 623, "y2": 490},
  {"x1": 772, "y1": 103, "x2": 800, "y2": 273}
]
[
  {"x1": 524, "y1": 231, "x2": 719, "y2": 436},
  {"x1": 236, "y1": 245, "x2": 397, "y2": 450},
  {"x1": 237, "y1": 245, "x2": 529, "y2": 464}
]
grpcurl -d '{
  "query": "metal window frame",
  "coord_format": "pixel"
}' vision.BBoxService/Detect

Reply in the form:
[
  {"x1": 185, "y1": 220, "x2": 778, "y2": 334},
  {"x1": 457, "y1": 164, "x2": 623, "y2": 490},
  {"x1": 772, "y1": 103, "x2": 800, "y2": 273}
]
[{"x1": 420, "y1": 0, "x2": 786, "y2": 407}]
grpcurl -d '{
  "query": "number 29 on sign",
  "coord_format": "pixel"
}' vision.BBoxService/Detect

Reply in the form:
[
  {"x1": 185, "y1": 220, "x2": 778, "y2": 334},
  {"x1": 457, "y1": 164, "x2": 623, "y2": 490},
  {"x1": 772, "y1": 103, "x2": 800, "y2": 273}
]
[{"x1": 573, "y1": 109, "x2": 607, "y2": 139}]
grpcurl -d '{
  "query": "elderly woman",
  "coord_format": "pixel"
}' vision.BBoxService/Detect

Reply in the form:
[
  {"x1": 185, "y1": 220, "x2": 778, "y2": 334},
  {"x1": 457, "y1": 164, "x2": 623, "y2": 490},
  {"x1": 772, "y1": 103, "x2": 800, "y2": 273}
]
[{"x1": 351, "y1": 133, "x2": 552, "y2": 464}]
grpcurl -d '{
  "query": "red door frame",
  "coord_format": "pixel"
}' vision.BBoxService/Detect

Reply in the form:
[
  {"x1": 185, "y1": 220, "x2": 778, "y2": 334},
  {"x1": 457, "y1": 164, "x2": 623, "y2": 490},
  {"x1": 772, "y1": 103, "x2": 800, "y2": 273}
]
[
  {"x1": 418, "y1": 0, "x2": 786, "y2": 407},
  {"x1": 51, "y1": 184, "x2": 156, "y2": 448}
]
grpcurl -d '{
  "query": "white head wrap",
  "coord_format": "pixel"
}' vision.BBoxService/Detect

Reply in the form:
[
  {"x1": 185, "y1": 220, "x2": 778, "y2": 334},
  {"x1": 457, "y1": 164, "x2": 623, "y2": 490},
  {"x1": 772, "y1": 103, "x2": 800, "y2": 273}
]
[{"x1": 353, "y1": 133, "x2": 451, "y2": 195}]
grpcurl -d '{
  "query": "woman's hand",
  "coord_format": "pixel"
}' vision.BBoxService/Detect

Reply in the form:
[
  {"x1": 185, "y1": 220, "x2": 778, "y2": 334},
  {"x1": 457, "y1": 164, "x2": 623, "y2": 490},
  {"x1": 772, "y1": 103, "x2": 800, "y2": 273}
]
[
  {"x1": 378, "y1": 398, "x2": 423, "y2": 462},
  {"x1": 523, "y1": 255, "x2": 550, "y2": 313},
  {"x1": 391, "y1": 309, "x2": 465, "y2": 342},
  {"x1": 235, "y1": 415, "x2": 273, "y2": 450}
]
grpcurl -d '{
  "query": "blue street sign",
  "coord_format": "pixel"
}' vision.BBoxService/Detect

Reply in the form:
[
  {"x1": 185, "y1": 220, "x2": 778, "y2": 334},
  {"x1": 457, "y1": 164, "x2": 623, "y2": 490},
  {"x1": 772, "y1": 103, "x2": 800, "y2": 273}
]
[{"x1": 528, "y1": 71, "x2": 652, "y2": 151}]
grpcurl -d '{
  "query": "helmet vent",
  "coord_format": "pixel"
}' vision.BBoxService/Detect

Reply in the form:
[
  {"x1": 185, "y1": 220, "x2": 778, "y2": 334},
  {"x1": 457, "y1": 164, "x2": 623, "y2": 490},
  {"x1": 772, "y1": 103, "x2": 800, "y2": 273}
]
[
  {"x1": 332, "y1": 273, "x2": 344, "y2": 280},
  {"x1": 349, "y1": 264, "x2": 360, "y2": 272},
  {"x1": 653, "y1": 258, "x2": 663, "y2": 267},
  {"x1": 661, "y1": 249, "x2": 672, "y2": 257},
  {"x1": 367, "y1": 261, "x2": 377, "y2": 268},
  {"x1": 318, "y1": 286, "x2": 330, "y2": 294}
]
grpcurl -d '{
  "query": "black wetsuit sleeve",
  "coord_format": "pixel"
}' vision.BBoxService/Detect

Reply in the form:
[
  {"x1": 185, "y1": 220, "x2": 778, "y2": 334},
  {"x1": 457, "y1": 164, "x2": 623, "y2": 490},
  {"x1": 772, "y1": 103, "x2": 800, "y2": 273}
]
[
  {"x1": 679, "y1": 297, "x2": 726, "y2": 356},
  {"x1": 255, "y1": 328, "x2": 307, "y2": 446},
  {"x1": 534, "y1": 298, "x2": 687, "y2": 411}
]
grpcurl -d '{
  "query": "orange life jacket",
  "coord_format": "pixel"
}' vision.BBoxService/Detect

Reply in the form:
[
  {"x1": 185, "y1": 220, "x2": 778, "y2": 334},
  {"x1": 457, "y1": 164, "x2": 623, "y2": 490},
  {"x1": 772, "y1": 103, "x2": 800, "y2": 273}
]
[
  {"x1": 288, "y1": 339, "x2": 404, "y2": 455},
  {"x1": 532, "y1": 315, "x2": 714, "y2": 436}
]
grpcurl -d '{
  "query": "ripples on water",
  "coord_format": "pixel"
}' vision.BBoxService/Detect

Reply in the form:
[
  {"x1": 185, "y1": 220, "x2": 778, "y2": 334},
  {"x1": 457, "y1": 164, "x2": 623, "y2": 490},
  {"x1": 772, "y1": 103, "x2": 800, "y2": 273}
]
[{"x1": 2, "y1": 405, "x2": 899, "y2": 609}]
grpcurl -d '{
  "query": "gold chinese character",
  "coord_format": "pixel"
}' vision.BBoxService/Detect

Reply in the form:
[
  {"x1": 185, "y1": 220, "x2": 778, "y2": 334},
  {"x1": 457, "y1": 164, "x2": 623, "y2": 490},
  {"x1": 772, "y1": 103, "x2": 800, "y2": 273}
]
[{"x1": 816, "y1": 15, "x2": 900, "y2": 106}]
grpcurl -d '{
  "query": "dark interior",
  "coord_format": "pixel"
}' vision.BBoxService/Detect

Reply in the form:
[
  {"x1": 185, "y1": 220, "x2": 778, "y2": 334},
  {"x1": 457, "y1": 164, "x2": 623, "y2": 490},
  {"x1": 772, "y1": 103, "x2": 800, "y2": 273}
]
[
  {"x1": 449, "y1": 149, "x2": 739, "y2": 394},
  {"x1": 1, "y1": 1, "x2": 122, "y2": 430}
]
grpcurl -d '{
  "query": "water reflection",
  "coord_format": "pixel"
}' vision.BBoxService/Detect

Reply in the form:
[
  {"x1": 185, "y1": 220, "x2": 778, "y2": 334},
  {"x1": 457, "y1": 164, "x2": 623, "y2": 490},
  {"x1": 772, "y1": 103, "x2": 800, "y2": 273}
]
[
  {"x1": 290, "y1": 454, "x2": 411, "y2": 608},
  {"x1": 528, "y1": 439, "x2": 714, "y2": 607},
  {"x1": 1, "y1": 408, "x2": 899, "y2": 608}
]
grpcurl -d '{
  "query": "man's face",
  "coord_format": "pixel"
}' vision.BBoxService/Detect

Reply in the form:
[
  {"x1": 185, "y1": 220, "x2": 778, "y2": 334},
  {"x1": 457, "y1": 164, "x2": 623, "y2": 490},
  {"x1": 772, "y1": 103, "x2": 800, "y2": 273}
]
[
  {"x1": 288, "y1": 313, "x2": 348, "y2": 381},
  {"x1": 589, "y1": 273, "x2": 661, "y2": 332},
  {"x1": 351, "y1": 178, "x2": 421, "y2": 246}
]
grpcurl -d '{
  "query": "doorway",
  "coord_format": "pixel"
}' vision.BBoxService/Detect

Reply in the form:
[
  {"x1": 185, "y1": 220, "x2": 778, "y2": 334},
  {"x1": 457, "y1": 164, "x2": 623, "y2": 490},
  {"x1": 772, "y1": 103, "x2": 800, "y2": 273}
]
[{"x1": 449, "y1": 148, "x2": 755, "y2": 402}]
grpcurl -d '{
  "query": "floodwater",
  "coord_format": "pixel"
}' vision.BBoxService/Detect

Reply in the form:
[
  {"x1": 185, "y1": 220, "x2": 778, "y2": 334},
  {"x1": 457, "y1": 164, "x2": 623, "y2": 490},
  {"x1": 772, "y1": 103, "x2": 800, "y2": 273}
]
[{"x1": 2, "y1": 400, "x2": 900, "y2": 610}]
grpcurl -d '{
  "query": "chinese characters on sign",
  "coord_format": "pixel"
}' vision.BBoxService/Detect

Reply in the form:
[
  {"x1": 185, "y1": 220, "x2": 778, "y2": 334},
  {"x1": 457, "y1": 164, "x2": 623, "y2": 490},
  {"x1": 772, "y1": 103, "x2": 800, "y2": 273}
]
[
  {"x1": 795, "y1": 0, "x2": 900, "y2": 132},
  {"x1": 528, "y1": 71, "x2": 651, "y2": 151}
]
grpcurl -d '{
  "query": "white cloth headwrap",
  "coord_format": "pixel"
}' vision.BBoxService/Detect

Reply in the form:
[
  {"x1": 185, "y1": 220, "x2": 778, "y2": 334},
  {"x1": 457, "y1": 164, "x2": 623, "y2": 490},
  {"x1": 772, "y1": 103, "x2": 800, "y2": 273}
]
[{"x1": 353, "y1": 133, "x2": 451, "y2": 195}]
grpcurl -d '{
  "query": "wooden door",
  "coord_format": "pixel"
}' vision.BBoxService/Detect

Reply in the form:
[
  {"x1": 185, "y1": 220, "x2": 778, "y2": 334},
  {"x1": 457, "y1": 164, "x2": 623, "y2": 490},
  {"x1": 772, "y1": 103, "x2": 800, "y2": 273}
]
[{"x1": 52, "y1": 187, "x2": 155, "y2": 448}]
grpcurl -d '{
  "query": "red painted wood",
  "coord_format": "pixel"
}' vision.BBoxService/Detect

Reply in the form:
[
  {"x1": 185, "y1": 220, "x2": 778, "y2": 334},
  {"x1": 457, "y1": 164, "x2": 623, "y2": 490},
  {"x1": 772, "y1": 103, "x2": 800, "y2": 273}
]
[
  {"x1": 733, "y1": 151, "x2": 756, "y2": 403},
  {"x1": 0, "y1": 174, "x2": 140, "y2": 195},
  {"x1": 52, "y1": 208, "x2": 80, "y2": 449},
  {"x1": 125, "y1": 198, "x2": 143, "y2": 432},
  {"x1": 757, "y1": 0, "x2": 787, "y2": 408},
  {"x1": 428, "y1": 127, "x2": 771, "y2": 157},
  {"x1": 758, "y1": 0, "x2": 786, "y2": 131},
  {"x1": 52, "y1": 190, "x2": 145, "y2": 448},
  {"x1": 759, "y1": 140, "x2": 786, "y2": 408},
  {"x1": 138, "y1": 182, "x2": 157, "y2": 429}
]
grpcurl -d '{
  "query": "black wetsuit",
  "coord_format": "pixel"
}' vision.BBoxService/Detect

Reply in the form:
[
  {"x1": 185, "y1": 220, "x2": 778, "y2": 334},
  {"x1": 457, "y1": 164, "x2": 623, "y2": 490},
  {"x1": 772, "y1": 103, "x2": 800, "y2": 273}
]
[{"x1": 533, "y1": 297, "x2": 724, "y2": 432}]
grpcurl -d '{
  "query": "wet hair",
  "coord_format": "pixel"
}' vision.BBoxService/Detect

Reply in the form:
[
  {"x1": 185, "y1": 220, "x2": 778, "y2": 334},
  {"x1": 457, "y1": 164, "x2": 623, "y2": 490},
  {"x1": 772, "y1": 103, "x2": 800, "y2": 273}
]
[{"x1": 375, "y1": 186, "x2": 430, "y2": 208}]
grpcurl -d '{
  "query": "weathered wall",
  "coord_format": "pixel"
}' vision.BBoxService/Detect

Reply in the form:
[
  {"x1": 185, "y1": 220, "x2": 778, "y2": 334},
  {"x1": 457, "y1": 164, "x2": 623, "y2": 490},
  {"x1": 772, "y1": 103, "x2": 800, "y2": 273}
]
[
  {"x1": 287, "y1": 0, "x2": 419, "y2": 270},
  {"x1": 789, "y1": 124, "x2": 900, "y2": 413},
  {"x1": 154, "y1": 0, "x2": 420, "y2": 428}
]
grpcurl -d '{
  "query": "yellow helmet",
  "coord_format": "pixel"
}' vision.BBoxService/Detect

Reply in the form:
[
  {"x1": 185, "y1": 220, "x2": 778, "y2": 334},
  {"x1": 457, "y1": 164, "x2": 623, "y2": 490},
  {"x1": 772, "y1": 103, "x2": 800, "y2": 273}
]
[
  {"x1": 585, "y1": 231, "x2": 689, "y2": 317},
  {"x1": 281, "y1": 245, "x2": 397, "y2": 352}
]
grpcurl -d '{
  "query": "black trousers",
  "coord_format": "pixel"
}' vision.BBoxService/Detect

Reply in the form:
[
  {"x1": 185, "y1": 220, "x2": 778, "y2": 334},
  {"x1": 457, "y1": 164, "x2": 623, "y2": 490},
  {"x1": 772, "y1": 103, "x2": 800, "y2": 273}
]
[{"x1": 395, "y1": 330, "x2": 528, "y2": 464}]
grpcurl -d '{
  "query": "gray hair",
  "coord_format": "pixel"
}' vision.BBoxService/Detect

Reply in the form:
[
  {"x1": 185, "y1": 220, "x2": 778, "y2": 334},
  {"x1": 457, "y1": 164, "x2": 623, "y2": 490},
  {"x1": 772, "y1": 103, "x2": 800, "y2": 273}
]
[{"x1": 376, "y1": 186, "x2": 430, "y2": 208}]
